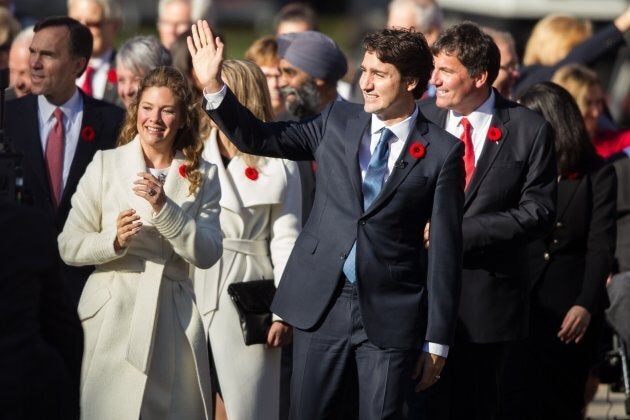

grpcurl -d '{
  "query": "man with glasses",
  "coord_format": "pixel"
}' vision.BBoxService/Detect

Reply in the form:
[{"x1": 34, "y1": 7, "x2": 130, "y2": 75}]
[{"x1": 67, "y1": 0, "x2": 122, "y2": 105}]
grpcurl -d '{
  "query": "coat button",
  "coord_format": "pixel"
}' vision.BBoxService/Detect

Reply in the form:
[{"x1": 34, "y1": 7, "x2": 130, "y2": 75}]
[
  {"x1": 556, "y1": 222, "x2": 563, "y2": 228},
  {"x1": 552, "y1": 239, "x2": 558, "y2": 244},
  {"x1": 543, "y1": 252, "x2": 550, "y2": 261},
  {"x1": 360, "y1": 221, "x2": 366, "y2": 226},
  {"x1": 340, "y1": 253, "x2": 346, "y2": 260}
]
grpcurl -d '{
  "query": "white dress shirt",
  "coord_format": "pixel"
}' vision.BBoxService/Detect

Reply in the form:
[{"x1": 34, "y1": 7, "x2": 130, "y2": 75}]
[
  {"x1": 38, "y1": 88, "x2": 84, "y2": 193},
  {"x1": 204, "y1": 85, "x2": 449, "y2": 357},
  {"x1": 76, "y1": 49, "x2": 114, "y2": 100},
  {"x1": 445, "y1": 89, "x2": 496, "y2": 164}
]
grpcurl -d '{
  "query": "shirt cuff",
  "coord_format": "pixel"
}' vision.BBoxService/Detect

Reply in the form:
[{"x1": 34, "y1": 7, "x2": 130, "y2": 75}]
[
  {"x1": 422, "y1": 341, "x2": 449, "y2": 358},
  {"x1": 203, "y1": 84, "x2": 227, "y2": 111}
]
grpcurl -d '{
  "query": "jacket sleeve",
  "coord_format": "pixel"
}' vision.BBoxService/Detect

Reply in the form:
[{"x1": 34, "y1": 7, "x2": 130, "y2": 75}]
[
  {"x1": 153, "y1": 162, "x2": 223, "y2": 270},
  {"x1": 426, "y1": 140, "x2": 465, "y2": 345},
  {"x1": 58, "y1": 150, "x2": 122, "y2": 266},
  {"x1": 576, "y1": 163, "x2": 617, "y2": 311},
  {"x1": 462, "y1": 120, "x2": 557, "y2": 253}
]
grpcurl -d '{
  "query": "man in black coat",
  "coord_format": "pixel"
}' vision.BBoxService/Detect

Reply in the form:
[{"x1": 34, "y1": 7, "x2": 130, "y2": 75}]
[
  {"x1": 4, "y1": 16, "x2": 124, "y2": 306},
  {"x1": 419, "y1": 22, "x2": 557, "y2": 419}
]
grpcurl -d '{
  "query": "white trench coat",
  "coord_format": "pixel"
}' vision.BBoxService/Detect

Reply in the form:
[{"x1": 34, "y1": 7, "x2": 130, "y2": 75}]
[
  {"x1": 58, "y1": 137, "x2": 223, "y2": 420},
  {"x1": 194, "y1": 128, "x2": 301, "y2": 420}
]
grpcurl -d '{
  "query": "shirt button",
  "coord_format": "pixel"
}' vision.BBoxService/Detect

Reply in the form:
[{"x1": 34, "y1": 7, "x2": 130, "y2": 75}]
[
  {"x1": 556, "y1": 222, "x2": 563, "y2": 228},
  {"x1": 552, "y1": 239, "x2": 558, "y2": 244}
]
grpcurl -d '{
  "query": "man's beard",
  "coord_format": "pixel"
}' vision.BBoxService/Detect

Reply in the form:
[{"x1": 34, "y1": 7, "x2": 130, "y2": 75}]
[{"x1": 281, "y1": 78, "x2": 321, "y2": 120}]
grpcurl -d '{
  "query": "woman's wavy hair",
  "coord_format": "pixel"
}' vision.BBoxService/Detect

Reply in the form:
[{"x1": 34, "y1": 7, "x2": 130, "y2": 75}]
[
  {"x1": 117, "y1": 66, "x2": 203, "y2": 195},
  {"x1": 211, "y1": 59, "x2": 275, "y2": 169}
]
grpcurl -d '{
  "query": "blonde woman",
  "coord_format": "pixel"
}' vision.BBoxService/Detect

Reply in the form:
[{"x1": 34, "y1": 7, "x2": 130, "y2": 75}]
[
  {"x1": 514, "y1": 6, "x2": 630, "y2": 97},
  {"x1": 59, "y1": 66, "x2": 222, "y2": 419},
  {"x1": 194, "y1": 59, "x2": 301, "y2": 420},
  {"x1": 553, "y1": 63, "x2": 630, "y2": 158}
]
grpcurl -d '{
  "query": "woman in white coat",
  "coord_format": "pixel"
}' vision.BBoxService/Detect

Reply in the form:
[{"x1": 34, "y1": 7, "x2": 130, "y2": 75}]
[
  {"x1": 194, "y1": 59, "x2": 302, "y2": 420},
  {"x1": 58, "y1": 66, "x2": 222, "y2": 420}
]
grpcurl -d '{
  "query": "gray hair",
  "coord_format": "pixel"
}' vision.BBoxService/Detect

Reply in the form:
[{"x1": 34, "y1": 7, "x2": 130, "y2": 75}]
[
  {"x1": 67, "y1": 0, "x2": 123, "y2": 21},
  {"x1": 116, "y1": 35, "x2": 172, "y2": 77},
  {"x1": 388, "y1": 0, "x2": 443, "y2": 33},
  {"x1": 158, "y1": 0, "x2": 191, "y2": 18}
]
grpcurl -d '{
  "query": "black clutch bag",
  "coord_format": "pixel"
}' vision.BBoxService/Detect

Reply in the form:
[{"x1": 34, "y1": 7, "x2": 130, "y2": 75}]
[{"x1": 227, "y1": 279, "x2": 276, "y2": 346}]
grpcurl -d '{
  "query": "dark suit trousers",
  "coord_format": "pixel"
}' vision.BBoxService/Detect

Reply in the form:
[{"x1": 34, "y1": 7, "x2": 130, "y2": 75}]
[
  {"x1": 290, "y1": 280, "x2": 420, "y2": 420},
  {"x1": 409, "y1": 329, "x2": 512, "y2": 420}
]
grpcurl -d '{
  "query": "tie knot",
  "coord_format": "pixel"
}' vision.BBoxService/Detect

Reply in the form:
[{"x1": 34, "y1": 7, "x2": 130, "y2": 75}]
[
  {"x1": 379, "y1": 127, "x2": 393, "y2": 144},
  {"x1": 85, "y1": 65, "x2": 95, "y2": 77},
  {"x1": 459, "y1": 117, "x2": 471, "y2": 130},
  {"x1": 53, "y1": 107, "x2": 64, "y2": 121}
]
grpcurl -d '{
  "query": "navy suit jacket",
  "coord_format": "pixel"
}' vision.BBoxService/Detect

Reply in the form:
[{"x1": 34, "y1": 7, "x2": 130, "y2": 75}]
[
  {"x1": 206, "y1": 89, "x2": 465, "y2": 349},
  {"x1": 5, "y1": 91, "x2": 125, "y2": 305},
  {"x1": 420, "y1": 91, "x2": 557, "y2": 343}
]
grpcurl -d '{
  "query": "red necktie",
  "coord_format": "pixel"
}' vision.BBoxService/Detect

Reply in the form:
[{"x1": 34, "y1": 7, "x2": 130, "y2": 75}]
[
  {"x1": 81, "y1": 65, "x2": 95, "y2": 96},
  {"x1": 459, "y1": 117, "x2": 475, "y2": 188},
  {"x1": 46, "y1": 107, "x2": 65, "y2": 208}
]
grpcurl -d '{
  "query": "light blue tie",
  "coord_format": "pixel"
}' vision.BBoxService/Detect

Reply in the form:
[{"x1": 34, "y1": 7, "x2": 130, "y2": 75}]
[{"x1": 342, "y1": 128, "x2": 393, "y2": 283}]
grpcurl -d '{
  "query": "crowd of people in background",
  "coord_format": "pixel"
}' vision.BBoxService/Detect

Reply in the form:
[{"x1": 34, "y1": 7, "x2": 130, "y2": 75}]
[{"x1": 1, "y1": 0, "x2": 630, "y2": 419}]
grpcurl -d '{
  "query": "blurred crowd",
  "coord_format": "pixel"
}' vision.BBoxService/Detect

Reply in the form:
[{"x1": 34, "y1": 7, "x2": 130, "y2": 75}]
[{"x1": 1, "y1": 0, "x2": 630, "y2": 419}]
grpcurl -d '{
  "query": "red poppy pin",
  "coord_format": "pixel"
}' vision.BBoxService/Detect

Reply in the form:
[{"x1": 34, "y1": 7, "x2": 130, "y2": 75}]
[
  {"x1": 487, "y1": 126, "x2": 502, "y2": 142},
  {"x1": 566, "y1": 172, "x2": 580, "y2": 180},
  {"x1": 107, "y1": 68, "x2": 117, "y2": 84},
  {"x1": 245, "y1": 167, "x2": 259, "y2": 181},
  {"x1": 81, "y1": 125, "x2": 95, "y2": 142},
  {"x1": 178, "y1": 164, "x2": 188, "y2": 178},
  {"x1": 409, "y1": 143, "x2": 426, "y2": 159}
]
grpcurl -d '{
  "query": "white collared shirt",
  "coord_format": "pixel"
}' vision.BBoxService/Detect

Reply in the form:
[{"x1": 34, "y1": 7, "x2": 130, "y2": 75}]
[
  {"x1": 203, "y1": 85, "x2": 449, "y2": 357},
  {"x1": 360, "y1": 108, "x2": 418, "y2": 183},
  {"x1": 445, "y1": 89, "x2": 496, "y2": 165},
  {"x1": 38, "y1": 89, "x2": 84, "y2": 192},
  {"x1": 76, "y1": 49, "x2": 114, "y2": 99}
]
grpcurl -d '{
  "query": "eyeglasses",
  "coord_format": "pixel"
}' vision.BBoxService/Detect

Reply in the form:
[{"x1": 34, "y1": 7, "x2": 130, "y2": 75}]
[
  {"x1": 500, "y1": 62, "x2": 520, "y2": 73},
  {"x1": 80, "y1": 19, "x2": 111, "y2": 29}
]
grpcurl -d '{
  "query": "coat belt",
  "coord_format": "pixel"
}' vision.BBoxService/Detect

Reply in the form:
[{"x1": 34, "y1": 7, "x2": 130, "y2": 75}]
[
  {"x1": 99, "y1": 256, "x2": 189, "y2": 374},
  {"x1": 222, "y1": 238, "x2": 269, "y2": 256}
]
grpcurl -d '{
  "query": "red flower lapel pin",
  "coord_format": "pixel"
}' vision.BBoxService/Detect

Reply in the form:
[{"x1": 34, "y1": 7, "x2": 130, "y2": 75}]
[
  {"x1": 107, "y1": 68, "x2": 117, "y2": 85},
  {"x1": 178, "y1": 164, "x2": 188, "y2": 178},
  {"x1": 409, "y1": 143, "x2": 426, "y2": 159},
  {"x1": 487, "y1": 126, "x2": 502, "y2": 142},
  {"x1": 245, "y1": 167, "x2": 259, "y2": 181},
  {"x1": 81, "y1": 125, "x2": 95, "y2": 142}
]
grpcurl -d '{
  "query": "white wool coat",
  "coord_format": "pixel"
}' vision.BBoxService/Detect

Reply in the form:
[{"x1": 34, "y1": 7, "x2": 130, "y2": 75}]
[
  {"x1": 194, "y1": 129, "x2": 301, "y2": 420},
  {"x1": 58, "y1": 137, "x2": 222, "y2": 420}
]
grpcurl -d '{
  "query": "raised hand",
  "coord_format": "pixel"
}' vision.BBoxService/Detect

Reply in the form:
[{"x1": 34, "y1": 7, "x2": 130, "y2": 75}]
[{"x1": 187, "y1": 20, "x2": 225, "y2": 93}]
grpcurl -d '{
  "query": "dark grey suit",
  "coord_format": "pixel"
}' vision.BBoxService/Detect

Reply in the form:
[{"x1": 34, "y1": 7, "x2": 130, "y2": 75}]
[
  {"x1": 418, "y1": 90, "x2": 557, "y2": 419},
  {"x1": 5, "y1": 92, "x2": 125, "y2": 305},
  {"x1": 206, "y1": 88, "x2": 465, "y2": 419}
]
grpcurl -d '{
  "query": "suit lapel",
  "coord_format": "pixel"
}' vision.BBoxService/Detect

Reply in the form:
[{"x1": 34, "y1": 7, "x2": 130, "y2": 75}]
[
  {"x1": 344, "y1": 112, "x2": 371, "y2": 208},
  {"x1": 464, "y1": 103, "x2": 509, "y2": 209},
  {"x1": 364, "y1": 116, "x2": 431, "y2": 216},
  {"x1": 61, "y1": 95, "x2": 102, "y2": 208},
  {"x1": 556, "y1": 177, "x2": 584, "y2": 222}
]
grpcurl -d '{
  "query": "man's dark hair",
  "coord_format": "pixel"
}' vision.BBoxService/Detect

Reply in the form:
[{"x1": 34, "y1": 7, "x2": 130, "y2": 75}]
[
  {"x1": 34, "y1": 16, "x2": 93, "y2": 75},
  {"x1": 362, "y1": 28, "x2": 433, "y2": 99},
  {"x1": 432, "y1": 21, "x2": 500, "y2": 87}
]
